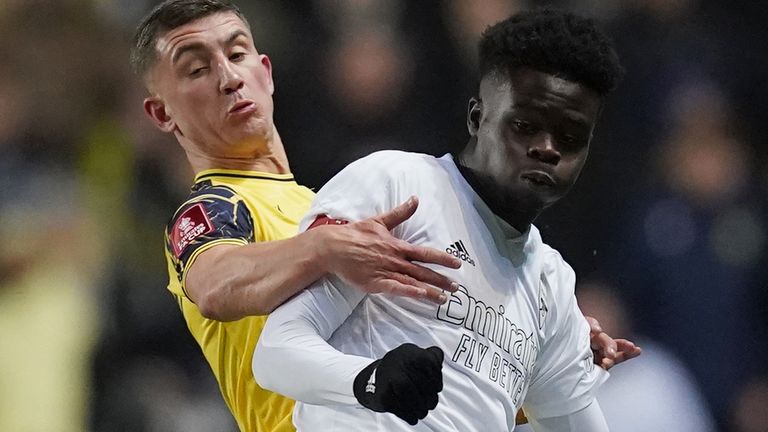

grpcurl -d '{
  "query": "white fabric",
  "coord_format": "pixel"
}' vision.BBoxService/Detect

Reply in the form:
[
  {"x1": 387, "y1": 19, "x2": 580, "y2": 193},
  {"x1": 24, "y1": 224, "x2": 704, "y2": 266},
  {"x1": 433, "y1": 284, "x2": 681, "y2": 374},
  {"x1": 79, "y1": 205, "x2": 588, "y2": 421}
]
[
  {"x1": 253, "y1": 151, "x2": 607, "y2": 431},
  {"x1": 527, "y1": 400, "x2": 609, "y2": 432}
]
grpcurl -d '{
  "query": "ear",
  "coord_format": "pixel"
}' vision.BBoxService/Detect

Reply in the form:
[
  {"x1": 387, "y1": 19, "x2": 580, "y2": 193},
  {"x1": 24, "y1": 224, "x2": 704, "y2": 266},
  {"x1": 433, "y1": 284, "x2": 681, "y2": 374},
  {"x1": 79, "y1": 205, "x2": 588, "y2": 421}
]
[
  {"x1": 467, "y1": 97, "x2": 482, "y2": 136},
  {"x1": 260, "y1": 54, "x2": 275, "y2": 95},
  {"x1": 143, "y1": 96, "x2": 176, "y2": 133}
]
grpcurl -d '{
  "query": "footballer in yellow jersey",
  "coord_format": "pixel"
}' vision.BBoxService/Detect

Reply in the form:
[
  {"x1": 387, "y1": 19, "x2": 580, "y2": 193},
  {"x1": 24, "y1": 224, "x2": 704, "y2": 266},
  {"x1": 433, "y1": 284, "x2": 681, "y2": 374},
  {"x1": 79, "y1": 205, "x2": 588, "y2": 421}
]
[{"x1": 164, "y1": 168, "x2": 314, "y2": 432}]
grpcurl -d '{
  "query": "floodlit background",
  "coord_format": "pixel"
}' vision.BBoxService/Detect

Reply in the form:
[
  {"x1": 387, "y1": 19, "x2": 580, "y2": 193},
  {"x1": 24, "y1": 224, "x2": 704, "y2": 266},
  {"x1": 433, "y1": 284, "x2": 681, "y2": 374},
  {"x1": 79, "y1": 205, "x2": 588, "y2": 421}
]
[{"x1": 0, "y1": 0, "x2": 766, "y2": 431}]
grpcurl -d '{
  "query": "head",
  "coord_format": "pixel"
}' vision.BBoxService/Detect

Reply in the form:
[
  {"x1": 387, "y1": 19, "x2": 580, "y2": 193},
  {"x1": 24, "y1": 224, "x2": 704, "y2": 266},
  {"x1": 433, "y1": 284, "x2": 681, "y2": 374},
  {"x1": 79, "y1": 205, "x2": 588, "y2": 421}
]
[
  {"x1": 461, "y1": 9, "x2": 622, "y2": 223},
  {"x1": 131, "y1": 0, "x2": 276, "y2": 162}
]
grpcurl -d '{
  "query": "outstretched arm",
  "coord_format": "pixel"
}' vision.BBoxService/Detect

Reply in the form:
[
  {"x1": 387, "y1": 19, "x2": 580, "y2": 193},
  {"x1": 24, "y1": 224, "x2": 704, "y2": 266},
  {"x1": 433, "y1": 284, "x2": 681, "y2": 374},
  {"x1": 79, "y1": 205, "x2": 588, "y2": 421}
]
[{"x1": 185, "y1": 197, "x2": 461, "y2": 321}]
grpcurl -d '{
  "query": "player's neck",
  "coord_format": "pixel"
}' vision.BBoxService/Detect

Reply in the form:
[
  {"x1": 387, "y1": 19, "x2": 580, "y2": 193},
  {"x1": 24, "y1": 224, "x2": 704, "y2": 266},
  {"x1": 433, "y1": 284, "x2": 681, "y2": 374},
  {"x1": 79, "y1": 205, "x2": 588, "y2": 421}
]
[
  {"x1": 456, "y1": 153, "x2": 539, "y2": 233},
  {"x1": 185, "y1": 129, "x2": 291, "y2": 175}
]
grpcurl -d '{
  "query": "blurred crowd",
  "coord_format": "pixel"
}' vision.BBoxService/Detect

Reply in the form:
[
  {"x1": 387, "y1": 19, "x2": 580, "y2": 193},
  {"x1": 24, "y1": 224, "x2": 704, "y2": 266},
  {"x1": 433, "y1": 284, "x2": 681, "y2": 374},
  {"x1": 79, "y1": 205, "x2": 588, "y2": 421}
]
[{"x1": 0, "y1": 0, "x2": 766, "y2": 431}]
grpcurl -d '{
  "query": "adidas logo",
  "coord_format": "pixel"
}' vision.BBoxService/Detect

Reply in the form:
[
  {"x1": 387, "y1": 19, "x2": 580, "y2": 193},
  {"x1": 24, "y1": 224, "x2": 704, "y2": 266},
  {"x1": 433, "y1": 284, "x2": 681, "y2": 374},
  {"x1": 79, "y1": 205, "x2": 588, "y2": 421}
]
[{"x1": 446, "y1": 240, "x2": 475, "y2": 266}]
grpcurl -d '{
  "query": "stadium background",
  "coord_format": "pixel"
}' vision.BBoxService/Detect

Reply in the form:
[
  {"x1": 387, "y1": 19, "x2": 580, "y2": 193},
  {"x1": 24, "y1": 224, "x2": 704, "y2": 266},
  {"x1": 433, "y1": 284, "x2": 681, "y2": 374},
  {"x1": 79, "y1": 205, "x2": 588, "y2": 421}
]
[{"x1": 0, "y1": 0, "x2": 766, "y2": 431}]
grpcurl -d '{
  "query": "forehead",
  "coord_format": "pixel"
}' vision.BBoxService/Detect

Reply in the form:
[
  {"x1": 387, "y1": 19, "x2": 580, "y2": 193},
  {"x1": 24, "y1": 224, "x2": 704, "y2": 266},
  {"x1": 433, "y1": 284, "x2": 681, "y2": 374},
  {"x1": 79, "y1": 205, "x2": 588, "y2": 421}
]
[
  {"x1": 481, "y1": 68, "x2": 601, "y2": 119},
  {"x1": 155, "y1": 11, "x2": 252, "y2": 59}
]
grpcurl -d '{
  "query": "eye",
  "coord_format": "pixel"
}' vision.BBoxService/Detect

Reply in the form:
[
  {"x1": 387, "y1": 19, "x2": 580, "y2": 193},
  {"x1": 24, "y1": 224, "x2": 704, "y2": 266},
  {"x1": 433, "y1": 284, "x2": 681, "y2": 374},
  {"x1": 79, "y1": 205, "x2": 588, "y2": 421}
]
[
  {"x1": 513, "y1": 119, "x2": 538, "y2": 135},
  {"x1": 229, "y1": 52, "x2": 246, "y2": 62},
  {"x1": 189, "y1": 66, "x2": 208, "y2": 77},
  {"x1": 558, "y1": 134, "x2": 587, "y2": 150}
]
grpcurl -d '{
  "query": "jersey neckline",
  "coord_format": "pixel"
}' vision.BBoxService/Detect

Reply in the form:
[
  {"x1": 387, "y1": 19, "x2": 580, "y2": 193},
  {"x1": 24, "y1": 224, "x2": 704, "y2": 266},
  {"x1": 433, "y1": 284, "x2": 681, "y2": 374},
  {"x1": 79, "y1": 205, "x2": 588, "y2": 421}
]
[
  {"x1": 194, "y1": 168, "x2": 296, "y2": 183},
  {"x1": 440, "y1": 153, "x2": 529, "y2": 243}
]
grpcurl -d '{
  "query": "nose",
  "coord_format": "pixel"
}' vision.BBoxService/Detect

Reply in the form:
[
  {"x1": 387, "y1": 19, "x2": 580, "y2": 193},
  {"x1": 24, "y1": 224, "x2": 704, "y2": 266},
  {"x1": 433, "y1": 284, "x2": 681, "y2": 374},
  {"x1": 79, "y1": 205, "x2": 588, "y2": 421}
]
[
  {"x1": 218, "y1": 62, "x2": 244, "y2": 95},
  {"x1": 527, "y1": 135, "x2": 561, "y2": 165}
]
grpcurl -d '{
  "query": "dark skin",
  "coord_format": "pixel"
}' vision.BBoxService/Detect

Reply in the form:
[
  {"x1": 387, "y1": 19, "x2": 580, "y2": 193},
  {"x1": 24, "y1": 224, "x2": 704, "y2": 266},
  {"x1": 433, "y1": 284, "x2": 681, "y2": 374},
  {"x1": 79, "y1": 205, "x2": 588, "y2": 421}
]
[
  {"x1": 458, "y1": 67, "x2": 601, "y2": 232},
  {"x1": 458, "y1": 67, "x2": 642, "y2": 375}
]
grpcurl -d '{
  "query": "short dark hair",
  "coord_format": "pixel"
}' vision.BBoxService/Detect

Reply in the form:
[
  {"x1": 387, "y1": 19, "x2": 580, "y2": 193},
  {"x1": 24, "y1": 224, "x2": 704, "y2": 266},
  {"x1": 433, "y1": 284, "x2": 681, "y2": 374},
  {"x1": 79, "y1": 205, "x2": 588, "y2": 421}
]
[
  {"x1": 130, "y1": 0, "x2": 250, "y2": 78},
  {"x1": 479, "y1": 9, "x2": 623, "y2": 96}
]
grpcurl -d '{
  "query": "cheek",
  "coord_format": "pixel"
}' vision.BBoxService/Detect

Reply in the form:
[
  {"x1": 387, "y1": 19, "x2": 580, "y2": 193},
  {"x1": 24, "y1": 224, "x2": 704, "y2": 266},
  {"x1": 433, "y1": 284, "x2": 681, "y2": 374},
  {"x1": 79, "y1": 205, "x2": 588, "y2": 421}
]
[
  {"x1": 561, "y1": 155, "x2": 588, "y2": 184},
  {"x1": 177, "y1": 87, "x2": 220, "y2": 119}
]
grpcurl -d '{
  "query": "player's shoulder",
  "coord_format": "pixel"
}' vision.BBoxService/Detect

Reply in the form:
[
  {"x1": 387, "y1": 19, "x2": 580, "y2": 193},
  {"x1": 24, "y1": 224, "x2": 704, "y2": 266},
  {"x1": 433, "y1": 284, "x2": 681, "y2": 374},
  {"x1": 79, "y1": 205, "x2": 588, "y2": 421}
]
[
  {"x1": 166, "y1": 181, "x2": 245, "y2": 231},
  {"x1": 530, "y1": 226, "x2": 576, "y2": 296},
  {"x1": 164, "y1": 179, "x2": 255, "y2": 261},
  {"x1": 346, "y1": 150, "x2": 442, "y2": 176},
  {"x1": 189, "y1": 180, "x2": 241, "y2": 202},
  {"x1": 171, "y1": 181, "x2": 239, "y2": 216}
]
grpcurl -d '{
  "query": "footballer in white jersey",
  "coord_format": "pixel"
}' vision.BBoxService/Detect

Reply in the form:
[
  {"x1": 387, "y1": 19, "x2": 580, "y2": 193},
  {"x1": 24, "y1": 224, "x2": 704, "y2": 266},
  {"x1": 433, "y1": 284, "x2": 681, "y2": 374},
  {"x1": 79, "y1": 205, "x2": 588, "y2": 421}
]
[
  {"x1": 256, "y1": 151, "x2": 607, "y2": 431},
  {"x1": 254, "y1": 9, "x2": 625, "y2": 431}
]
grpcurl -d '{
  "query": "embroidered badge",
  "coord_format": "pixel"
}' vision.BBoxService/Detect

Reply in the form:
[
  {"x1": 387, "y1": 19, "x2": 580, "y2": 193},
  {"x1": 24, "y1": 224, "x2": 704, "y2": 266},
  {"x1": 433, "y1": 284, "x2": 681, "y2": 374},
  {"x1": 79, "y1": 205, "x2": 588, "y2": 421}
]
[{"x1": 171, "y1": 203, "x2": 214, "y2": 258}]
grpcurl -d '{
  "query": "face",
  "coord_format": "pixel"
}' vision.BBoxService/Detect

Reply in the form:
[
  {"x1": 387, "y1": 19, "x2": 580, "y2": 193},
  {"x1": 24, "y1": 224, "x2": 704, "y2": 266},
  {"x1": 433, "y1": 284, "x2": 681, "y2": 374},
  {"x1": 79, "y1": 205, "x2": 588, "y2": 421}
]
[
  {"x1": 143, "y1": 12, "x2": 274, "y2": 158},
  {"x1": 467, "y1": 67, "x2": 601, "y2": 212}
]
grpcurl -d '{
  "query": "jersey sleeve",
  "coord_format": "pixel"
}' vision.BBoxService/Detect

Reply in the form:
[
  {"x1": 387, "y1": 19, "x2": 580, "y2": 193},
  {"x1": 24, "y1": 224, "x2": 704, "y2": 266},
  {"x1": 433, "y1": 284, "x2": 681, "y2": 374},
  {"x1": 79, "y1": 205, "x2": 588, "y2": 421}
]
[
  {"x1": 253, "y1": 274, "x2": 371, "y2": 405},
  {"x1": 527, "y1": 399, "x2": 609, "y2": 431},
  {"x1": 253, "y1": 152, "x2": 413, "y2": 405},
  {"x1": 522, "y1": 254, "x2": 608, "y2": 420},
  {"x1": 164, "y1": 185, "x2": 255, "y2": 299}
]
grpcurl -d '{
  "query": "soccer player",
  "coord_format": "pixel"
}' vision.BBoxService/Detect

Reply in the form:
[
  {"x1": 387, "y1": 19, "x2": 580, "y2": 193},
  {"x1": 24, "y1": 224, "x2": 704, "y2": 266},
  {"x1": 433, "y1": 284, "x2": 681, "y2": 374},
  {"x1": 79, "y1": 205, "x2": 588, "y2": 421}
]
[
  {"x1": 132, "y1": 1, "x2": 637, "y2": 430},
  {"x1": 253, "y1": 9, "x2": 624, "y2": 431},
  {"x1": 132, "y1": 1, "x2": 462, "y2": 431}
]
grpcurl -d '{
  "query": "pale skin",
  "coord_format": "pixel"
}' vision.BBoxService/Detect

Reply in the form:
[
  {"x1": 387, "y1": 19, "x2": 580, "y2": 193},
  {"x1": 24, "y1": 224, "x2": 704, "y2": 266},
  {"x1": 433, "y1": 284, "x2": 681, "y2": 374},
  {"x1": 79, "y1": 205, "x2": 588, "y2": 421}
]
[
  {"x1": 141, "y1": 12, "x2": 461, "y2": 320},
  {"x1": 140, "y1": 11, "x2": 638, "y2": 365}
]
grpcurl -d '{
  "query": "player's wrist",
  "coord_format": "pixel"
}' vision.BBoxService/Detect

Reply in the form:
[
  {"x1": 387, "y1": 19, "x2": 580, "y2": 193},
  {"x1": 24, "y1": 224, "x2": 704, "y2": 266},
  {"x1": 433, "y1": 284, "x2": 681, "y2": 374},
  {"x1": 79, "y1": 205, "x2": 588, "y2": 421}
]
[
  {"x1": 352, "y1": 343, "x2": 444, "y2": 425},
  {"x1": 353, "y1": 359, "x2": 385, "y2": 412},
  {"x1": 298, "y1": 225, "x2": 338, "y2": 275}
]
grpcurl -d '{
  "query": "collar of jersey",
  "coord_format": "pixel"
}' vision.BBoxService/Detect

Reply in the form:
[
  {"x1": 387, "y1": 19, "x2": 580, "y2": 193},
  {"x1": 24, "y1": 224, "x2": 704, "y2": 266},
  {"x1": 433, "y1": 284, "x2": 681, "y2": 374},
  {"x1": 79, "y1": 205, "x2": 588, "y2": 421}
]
[
  {"x1": 194, "y1": 168, "x2": 296, "y2": 183},
  {"x1": 440, "y1": 153, "x2": 528, "y2": 241}
]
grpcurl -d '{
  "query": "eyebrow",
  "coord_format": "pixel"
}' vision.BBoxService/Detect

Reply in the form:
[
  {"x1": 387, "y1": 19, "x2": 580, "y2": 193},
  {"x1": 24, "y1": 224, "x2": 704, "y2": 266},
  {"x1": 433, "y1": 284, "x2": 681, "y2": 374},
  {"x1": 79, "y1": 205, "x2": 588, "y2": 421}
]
[
  {"x1": 513, "y1": 101, "x2": 591, "y2": 127},
  {"x1": 171, "y1": 29, "x2": 251, "y2": 64}
]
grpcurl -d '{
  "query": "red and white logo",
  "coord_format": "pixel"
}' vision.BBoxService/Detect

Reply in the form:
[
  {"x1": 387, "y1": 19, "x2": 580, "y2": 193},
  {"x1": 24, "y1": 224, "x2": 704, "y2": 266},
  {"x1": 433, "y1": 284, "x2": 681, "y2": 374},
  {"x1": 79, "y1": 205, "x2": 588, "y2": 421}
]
[
  {"x1": 308, "y1": 214, "x2": 349, "y2": 230},
  {"x1": 171, "y1": 203, "x2": 214, "y2": 258}
]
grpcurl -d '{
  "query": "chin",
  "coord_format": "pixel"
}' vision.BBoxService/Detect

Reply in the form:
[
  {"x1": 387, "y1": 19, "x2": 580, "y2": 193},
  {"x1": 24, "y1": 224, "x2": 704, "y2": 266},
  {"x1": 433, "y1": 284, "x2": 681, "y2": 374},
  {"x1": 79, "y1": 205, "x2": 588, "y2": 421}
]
[{"x1": 238, "y1": 122, "x2": 272, "y2": 142}]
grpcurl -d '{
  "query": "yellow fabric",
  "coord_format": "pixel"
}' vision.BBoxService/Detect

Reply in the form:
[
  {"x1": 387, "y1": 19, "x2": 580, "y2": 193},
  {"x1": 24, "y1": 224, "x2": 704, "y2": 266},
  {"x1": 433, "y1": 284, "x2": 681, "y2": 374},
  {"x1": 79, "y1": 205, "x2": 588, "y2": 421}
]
[{"x1": 164, "y1": 169, "x2": 314, "y2": 432}]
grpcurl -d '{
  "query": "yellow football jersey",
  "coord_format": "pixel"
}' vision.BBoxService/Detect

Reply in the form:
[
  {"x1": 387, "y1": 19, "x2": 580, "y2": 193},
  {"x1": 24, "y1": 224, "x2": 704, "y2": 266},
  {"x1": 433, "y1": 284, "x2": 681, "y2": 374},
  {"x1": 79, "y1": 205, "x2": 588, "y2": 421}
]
[{"x1": 164, "y1": 168, "x2": 315, "y2": 432}]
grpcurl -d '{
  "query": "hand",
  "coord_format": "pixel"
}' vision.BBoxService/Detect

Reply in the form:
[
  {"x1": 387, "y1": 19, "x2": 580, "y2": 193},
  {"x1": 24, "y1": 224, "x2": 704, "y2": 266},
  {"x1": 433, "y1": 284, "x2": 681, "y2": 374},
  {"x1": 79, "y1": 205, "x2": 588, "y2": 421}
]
[
  {"x1": 353, "y1": 343, "x2": 444, "y2": 425},
  {"x1": 587, "y1": 316, "x2": 642, "y2": 370},
  {"x1": 318, "y1": 196, "x2": 462, "y2": 304}
]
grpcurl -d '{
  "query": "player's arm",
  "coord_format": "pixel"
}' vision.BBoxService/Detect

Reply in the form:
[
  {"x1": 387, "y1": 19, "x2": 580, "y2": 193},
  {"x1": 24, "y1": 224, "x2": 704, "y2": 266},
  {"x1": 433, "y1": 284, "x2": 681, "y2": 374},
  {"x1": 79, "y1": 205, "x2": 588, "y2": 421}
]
[
  {"x1": 184, "y1": 196, "x2": 460, "y2": 321},
  {"x1": 528, "y1": 399, "x2": 608, "y2": 432},
  {"x1": 522, "y1": 258, "x2": 610, "y2": 425},
  {"x1": 515, "y1": 316, "x2": 639, "y2": 426},
  {"x1": 252, "y1": 276, "x2": 443, "y2": 425}
]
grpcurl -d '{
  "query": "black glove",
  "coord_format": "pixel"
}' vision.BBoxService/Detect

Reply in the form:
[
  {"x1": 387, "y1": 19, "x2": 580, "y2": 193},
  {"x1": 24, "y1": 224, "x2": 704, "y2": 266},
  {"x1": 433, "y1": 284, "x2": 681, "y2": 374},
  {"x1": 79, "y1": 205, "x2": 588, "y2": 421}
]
[{"x1": 353, "y1": 343, "x2": 444, "y2": 425}]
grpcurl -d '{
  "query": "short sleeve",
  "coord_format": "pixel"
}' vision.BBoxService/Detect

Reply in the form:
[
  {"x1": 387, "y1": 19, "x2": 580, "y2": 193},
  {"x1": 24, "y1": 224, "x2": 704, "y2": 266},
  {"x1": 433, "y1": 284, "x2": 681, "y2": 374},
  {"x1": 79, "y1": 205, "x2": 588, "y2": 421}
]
[
  {"x1": 164, "y1": 185, "x2": 255, "y2": 298},
  {"x1": 522, "y1": 254, "x2": 608, "y2": 420}
]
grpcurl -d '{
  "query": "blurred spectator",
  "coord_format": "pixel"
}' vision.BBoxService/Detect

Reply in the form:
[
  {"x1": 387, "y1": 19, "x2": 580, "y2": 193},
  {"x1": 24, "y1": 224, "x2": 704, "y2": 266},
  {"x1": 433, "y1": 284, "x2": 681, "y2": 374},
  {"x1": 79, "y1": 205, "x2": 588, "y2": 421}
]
[
  {"x1": 607, "y1": 81, "x2": 767, "y2": 427},
  {"x1": 578, "y1": 281, "x2": 716, "y2": 432},
  {"x1": 731, "y1": 375, "x2": 768, "y2": 432},
  {"x1": 0, "y1": 174, "x2": 101, "y2": 432},
  {"x1": 443, "y1": 0, "x2": 523, "y2": 68}
]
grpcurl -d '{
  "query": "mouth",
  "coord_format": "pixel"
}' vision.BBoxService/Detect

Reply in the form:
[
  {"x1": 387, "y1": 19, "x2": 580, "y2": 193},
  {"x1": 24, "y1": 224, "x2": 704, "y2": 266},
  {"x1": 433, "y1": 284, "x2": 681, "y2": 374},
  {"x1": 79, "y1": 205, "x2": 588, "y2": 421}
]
[
  {"x1": 228, "y1": 100, "x2": 257, "y2": 115},
  {"x1": 520, "y1": 170, "x2": 556, "y2": 188}
]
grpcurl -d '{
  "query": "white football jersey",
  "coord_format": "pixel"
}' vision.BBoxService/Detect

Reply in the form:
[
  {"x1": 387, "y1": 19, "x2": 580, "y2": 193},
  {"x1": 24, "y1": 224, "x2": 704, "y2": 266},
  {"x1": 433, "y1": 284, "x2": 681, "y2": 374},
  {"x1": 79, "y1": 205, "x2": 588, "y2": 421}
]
[{"x1": 255, "y1": 151, "x2": 607, "y2": 431}]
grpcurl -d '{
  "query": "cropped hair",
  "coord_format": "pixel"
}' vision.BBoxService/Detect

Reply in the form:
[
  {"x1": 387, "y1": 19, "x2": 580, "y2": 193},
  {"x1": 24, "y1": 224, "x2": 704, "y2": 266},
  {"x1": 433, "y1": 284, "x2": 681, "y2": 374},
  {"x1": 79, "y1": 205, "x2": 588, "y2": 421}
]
[
  {"x1": 130, "y1": 0, "x2": 250, "y2": 77},
  {"x1": 479, "y1": 9, "x2": 623, "y2": 96}
]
